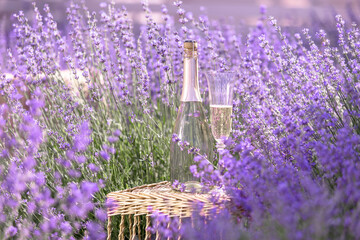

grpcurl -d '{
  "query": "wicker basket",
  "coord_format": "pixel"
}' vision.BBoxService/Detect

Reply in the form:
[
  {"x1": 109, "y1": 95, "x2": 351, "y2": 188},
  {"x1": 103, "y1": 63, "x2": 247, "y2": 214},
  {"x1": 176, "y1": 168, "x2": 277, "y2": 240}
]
[{"x1": 106, "y1": 181, "x2": 223, "y2": 240}]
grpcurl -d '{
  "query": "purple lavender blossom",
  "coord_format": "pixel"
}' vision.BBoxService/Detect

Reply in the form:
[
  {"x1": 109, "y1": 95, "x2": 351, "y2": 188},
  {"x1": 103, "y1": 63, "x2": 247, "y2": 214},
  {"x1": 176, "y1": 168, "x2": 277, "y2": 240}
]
[
  {"x1": 1, "y1": 1, "x2": 360, "y2": 239},
  {"x1": 72, "y1": 121, "x2": 92, "y2": 152},
  {"x1": 5, "y1": 226, "x2": 17, "y2": 237}
]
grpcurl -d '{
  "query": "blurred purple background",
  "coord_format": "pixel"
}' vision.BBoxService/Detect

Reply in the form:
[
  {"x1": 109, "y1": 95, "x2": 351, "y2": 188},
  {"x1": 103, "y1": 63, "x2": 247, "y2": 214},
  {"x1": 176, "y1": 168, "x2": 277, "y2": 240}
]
[{"x1": 0, "y1": 0, "x2": 359, "y2": 32}]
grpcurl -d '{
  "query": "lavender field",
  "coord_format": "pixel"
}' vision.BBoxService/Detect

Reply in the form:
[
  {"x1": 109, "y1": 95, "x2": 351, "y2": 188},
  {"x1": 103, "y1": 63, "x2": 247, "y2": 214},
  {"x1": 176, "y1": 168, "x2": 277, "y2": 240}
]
[{"x1": 0, "y1": 0, "x2": 360, "y2": 239}]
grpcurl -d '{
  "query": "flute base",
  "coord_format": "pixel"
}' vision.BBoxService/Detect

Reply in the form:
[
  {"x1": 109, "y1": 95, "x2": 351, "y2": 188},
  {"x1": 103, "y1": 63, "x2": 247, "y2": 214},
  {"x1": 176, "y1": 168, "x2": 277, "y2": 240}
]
[
  {"x1": 183, "y1": 181, "x2": 203, "y2": 193},
  {"x1": 172, "y1": 181, "x2": 204, "y2": 193}
]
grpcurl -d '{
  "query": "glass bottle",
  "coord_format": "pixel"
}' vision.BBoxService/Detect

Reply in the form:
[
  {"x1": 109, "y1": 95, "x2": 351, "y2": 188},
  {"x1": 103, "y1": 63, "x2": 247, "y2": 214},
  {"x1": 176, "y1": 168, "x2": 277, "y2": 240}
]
[{"x1": 170, "y1": 40, "x2": 214, "y2": 187}]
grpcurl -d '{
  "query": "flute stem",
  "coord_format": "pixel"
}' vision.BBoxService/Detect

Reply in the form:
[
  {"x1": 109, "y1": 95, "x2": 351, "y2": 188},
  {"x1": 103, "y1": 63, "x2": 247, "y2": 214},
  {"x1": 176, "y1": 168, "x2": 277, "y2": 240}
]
[{"x1": 216, "y1": 140, "x2": 225, "y2": 170}]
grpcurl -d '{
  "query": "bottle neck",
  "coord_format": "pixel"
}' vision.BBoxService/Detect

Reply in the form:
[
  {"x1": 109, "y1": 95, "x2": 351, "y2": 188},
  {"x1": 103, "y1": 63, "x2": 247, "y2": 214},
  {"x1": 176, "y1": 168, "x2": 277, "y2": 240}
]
[{"x1": 180, "y1": 53, "x2": 202, "y2": 102}]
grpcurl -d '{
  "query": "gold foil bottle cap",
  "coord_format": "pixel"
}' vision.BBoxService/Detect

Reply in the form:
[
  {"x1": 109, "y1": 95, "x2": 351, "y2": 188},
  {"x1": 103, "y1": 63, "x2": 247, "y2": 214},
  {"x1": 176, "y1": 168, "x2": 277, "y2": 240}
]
[{"x1": 184, "y1": 40, "x2": 197, "y2": 51}]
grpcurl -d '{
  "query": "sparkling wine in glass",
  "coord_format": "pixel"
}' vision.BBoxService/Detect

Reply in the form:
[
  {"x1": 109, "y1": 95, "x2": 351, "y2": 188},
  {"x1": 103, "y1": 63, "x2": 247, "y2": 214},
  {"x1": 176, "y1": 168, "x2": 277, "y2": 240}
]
[
  {"x1": 210, "y1": 104, "x2": 233, "y2": 142},
  {"x1": 205, "y1": 71, "x2": 235, "y2": 163}
]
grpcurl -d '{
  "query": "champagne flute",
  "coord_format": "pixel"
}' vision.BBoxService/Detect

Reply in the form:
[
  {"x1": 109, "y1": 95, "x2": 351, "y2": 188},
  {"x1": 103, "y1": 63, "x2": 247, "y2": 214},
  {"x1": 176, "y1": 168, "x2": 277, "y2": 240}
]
[{"x1": 205, "y1": 70, "x2": 235, "y2": 168}]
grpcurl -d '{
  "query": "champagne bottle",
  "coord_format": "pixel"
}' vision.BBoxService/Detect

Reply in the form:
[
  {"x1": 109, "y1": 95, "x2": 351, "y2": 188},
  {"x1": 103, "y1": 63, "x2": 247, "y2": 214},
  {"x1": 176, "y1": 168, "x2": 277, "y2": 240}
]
[{"x1": 170, "y1": 40, "x2": 214, "y2": 185}]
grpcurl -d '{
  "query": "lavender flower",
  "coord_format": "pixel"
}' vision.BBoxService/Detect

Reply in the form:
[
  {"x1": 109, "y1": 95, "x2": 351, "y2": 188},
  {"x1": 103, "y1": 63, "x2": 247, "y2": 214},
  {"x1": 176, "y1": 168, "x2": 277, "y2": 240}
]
[
  {"x1": 72, "y1": 121, "x2": 91, "y2": 152},
  {"x1": 1, "y1": 2, "x2": 360, "y2": 239}
]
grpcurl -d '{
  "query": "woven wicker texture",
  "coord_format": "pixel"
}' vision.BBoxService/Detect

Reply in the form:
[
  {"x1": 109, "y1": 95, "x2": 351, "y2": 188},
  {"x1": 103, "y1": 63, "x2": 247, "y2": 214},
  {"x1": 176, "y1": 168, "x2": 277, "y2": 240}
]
[{"x1": 106, "y1": 181, "x2": 221, "y2": 240}]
